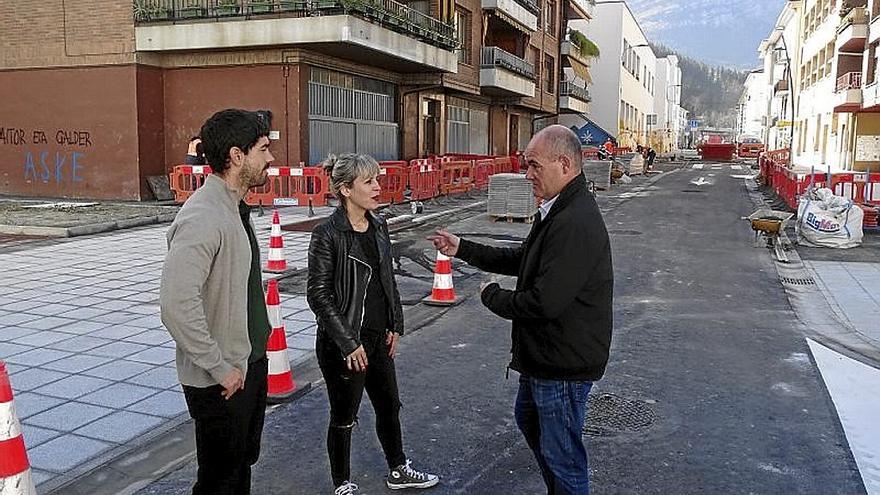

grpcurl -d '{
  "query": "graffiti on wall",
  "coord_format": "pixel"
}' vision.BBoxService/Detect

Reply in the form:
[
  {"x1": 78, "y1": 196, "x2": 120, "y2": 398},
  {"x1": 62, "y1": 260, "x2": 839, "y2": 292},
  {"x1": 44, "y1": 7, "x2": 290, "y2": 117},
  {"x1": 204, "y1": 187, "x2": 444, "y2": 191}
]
[{"x1": 0, "y1": 127, "x2": 91, "y2": 184}]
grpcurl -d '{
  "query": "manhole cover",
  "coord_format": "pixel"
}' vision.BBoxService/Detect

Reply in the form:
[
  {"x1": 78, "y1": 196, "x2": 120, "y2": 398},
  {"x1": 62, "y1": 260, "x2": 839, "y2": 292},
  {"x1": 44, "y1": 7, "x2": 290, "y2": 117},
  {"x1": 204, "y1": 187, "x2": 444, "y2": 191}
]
[
  {"x1": 583, "y1": 394, "x2": 657, "y2": 437},
  {"x1": 608, "y1": 229, "x2": 642, "y2": 236},
  {"x1": 780, "y1": 277, "x2": 815, "y2": 286}
]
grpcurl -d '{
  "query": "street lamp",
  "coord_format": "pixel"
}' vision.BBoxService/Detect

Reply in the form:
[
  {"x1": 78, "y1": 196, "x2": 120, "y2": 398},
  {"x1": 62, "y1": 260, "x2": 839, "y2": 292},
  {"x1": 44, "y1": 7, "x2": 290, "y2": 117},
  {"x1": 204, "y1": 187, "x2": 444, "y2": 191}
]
[{"x1": 774, "y1": 27, "x2": 795, "y2": 149}]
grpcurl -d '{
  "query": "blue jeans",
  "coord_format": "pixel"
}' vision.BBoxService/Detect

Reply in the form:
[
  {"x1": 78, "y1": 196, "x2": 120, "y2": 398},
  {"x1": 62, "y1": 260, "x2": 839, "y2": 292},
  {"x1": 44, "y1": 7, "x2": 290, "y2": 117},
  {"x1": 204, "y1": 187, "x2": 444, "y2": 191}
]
[{"x1": 515, "y1": 375, "x2": 592, "y2": 495}]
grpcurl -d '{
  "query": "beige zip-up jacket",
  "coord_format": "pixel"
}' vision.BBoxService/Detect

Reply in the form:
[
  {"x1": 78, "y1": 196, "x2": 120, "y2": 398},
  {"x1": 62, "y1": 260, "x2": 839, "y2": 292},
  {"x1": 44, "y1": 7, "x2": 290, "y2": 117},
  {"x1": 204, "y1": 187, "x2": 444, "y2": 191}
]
[{"x1": 160, "y1": 174, "x2": 253, "y2": 387}]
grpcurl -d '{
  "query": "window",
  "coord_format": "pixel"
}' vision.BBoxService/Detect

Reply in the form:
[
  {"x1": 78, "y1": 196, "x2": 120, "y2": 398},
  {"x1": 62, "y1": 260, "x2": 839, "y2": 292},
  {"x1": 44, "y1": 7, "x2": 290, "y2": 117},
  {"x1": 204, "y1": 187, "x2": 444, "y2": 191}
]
[
  {"x1": 545, "y1": 56, "x2": 555, "y2": 93},
  {"x1": 545, "y1": 0, "x2": 557, "y2": 35},
  {"x1": 455, "y1": 8, "x2": 472, "y2": 65},
  {"x1": 530, "y1": 46, "x2": 541, "y2": 76}
]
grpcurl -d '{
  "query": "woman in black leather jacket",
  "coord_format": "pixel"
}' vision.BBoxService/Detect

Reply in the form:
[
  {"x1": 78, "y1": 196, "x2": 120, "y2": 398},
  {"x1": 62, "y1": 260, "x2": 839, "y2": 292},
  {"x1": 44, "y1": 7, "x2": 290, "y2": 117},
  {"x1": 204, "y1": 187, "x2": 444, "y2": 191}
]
[{"x1": 307, "y1": 153, "x2": 439, "y2": 495}]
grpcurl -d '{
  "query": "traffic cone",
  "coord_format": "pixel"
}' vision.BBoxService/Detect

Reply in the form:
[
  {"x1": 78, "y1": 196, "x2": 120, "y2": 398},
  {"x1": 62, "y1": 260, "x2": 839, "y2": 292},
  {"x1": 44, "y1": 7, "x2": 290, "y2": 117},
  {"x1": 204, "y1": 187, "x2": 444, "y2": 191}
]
[
  {"x1": 264, "y1": 210, "x2": 287, "y2": 273},
  {"x1": 422, "y1": 251, "x2": 463, "y2": 306},
  {"x1": 0, "y1": 361, "x2": 36, "y2": 495},
  {"x1": 264, "y1": 280, "x2": 309, "y2": 404}
]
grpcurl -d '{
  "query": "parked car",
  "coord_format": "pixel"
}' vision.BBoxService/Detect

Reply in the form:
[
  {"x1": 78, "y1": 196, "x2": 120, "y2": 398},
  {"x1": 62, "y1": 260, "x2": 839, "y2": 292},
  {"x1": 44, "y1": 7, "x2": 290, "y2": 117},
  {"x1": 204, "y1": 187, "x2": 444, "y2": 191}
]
[{"x1": 738, "y1": 138, "x2": 765, "y2": 158}]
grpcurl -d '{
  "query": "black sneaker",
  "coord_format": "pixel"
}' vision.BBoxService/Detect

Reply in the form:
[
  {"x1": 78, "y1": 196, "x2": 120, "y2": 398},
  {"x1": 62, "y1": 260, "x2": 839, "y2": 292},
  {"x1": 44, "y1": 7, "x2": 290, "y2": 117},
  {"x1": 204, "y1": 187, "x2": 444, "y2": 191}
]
[
  {"x1": 334, "y1": 481, "x2": 358, "y2": 495},
  {"x1": 386, "y1": 460, "x2": 439, "y2": 490}
]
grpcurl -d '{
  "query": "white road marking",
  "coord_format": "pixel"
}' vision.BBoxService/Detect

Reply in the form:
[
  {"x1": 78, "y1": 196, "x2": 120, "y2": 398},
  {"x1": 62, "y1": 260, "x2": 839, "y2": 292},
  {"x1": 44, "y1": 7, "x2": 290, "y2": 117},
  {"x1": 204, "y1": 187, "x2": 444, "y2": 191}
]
[{"x1": 808, "y1": 339, "x2": 880, "y2": 494}]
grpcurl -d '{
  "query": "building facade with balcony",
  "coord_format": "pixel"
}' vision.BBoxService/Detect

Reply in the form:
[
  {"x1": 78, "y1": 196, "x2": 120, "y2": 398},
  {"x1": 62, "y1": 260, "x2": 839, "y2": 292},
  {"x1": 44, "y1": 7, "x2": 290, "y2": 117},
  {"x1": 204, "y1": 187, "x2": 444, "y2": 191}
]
[
  {"x1": 653, "y1": 55, "x2": 682, "y2": 153},
  {"x1": 737, "y1": 69, "x2": 769, "y2": 142},
  {"x1": 756, "y1": 2, "x2": 801, "y2": 152},
  {"x1": 565, "y1": 1, "x2": 658, "y2": 149},
  {"x1": 0, "y1": 0, "x2": 570, "y2": 200}
]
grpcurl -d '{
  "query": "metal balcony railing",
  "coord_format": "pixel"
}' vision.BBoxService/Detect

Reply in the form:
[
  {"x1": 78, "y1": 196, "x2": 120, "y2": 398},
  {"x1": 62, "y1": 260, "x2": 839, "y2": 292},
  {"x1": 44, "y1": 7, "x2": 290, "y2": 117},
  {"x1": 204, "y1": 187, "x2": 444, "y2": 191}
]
[
  {"x1": 836, "y1": 71, "x2": 863, "y2": 92},
  {"x1": 480, "y1": 46, "x2": 536, "y2": 79},
  {"x1": 132, "y1": 0, "x2": 456, "y2": 50},
  {"x1": 559, "y1": 81, "x2": 590, "y2": 102},
  {"x1": 510, "y1": 0, "x2": 539, "y2": 16},
  {"x1": 838, "y1": 6, "x2": 868, "y2": 33}
]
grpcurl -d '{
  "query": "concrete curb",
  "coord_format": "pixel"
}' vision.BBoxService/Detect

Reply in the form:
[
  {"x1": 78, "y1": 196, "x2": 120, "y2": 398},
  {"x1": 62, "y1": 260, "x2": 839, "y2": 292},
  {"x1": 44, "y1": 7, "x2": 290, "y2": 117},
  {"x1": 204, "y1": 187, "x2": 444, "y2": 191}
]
[
  {"x1": 744, "y1": 179, "x2": 880, "y2": 369},
  {"x1": 0, "y1": 214, "x2": 177, "y2": 238}
]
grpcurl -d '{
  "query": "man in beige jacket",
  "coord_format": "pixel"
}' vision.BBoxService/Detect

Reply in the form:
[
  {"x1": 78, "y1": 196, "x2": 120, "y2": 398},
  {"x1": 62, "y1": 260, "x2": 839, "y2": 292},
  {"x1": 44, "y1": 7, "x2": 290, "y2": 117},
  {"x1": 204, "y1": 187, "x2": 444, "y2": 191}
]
[{"x1": 160, "y1": 109, "x2": 275, "y2": 494}]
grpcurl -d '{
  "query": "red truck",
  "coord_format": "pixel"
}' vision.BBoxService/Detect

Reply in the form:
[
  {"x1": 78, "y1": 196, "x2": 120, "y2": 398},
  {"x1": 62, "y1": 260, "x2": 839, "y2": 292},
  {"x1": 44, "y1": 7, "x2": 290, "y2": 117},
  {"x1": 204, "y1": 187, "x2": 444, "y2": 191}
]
[{"x1": 738, "y1": 138, "x2": 765, "y2": 158}]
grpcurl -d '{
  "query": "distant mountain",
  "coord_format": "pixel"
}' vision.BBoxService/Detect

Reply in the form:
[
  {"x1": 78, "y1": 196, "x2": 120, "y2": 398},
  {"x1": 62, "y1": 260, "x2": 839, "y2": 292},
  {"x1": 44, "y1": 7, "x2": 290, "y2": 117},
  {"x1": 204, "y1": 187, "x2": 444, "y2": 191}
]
[{"x1": 653, "y1": 44, "x2": 748, "y2": 129}]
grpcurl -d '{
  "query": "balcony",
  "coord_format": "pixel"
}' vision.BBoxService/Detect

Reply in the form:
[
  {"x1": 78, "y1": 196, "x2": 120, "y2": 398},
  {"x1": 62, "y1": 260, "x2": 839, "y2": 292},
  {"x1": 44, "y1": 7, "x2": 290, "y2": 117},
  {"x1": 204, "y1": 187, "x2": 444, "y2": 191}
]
[
  {"x1": 481, "y1": 0, "x2": 539, "y2": 32},
  {"x1": 558, "y1": 80, "x2": 590, "y2": 113},
  {"x1": 834, "y1": 71, "x2": 863, "y2": 112},
  {"x1": 133, "y1": 0, "x2": 457, "y2": 72},
  {"x1": 837, "y1": 6, "x2": 868, "y2": 53},
  {"x1": 773, "y1": 79, "x2": 789, "y2": 97},
  {"x1": 479, "y1": 46, "x2": 536, "y2": 97},
  {"x1": 565, "y1": 0, "x2": 594, "y2": 20}
]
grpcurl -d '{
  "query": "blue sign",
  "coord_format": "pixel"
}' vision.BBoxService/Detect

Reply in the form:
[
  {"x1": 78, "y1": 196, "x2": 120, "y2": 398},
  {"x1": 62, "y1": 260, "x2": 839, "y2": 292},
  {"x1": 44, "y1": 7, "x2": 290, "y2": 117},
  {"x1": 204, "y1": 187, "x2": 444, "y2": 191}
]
[{"x1": 688, "y1": 120, "x2": 700, "y2": 128}]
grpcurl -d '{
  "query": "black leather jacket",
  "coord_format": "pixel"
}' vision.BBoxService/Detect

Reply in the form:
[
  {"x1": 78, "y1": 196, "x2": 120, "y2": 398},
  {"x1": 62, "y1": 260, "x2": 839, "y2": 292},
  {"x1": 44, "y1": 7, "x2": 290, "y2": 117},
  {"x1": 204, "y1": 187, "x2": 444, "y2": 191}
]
[{"x1": 307, "y1": 207, "x2": 404, "y2": 358}]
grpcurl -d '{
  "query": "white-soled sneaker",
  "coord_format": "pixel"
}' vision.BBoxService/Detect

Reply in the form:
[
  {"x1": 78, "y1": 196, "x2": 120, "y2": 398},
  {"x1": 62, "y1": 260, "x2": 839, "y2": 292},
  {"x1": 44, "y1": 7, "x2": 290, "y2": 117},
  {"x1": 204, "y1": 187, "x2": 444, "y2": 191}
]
[
  {"x1": 334, "y1": 481, "x2": 358, "y2": 495},
  {"x1": 386, "y1": 460, "x2": 439, "y2": 490}
]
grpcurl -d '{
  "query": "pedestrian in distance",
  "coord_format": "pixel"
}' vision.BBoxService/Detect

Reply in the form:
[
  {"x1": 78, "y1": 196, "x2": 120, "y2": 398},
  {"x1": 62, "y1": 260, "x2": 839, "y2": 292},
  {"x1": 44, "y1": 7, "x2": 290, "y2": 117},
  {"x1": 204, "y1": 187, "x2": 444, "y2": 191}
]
[
  {"x1": 428, "y1": 125, "x2": 614, "y2": 495},
  {"x1": 307, "y1": 153, "x2": 439, "y2": 495},
  {"x1": 603, "y1": 137, "x2": 615, "y2": 160},
  {"x1": 184, "y1": 136, "x2": 207, "y2": 165},
  {"x1": 160, "y1": 109, "x2": 275, "y2": 495}
]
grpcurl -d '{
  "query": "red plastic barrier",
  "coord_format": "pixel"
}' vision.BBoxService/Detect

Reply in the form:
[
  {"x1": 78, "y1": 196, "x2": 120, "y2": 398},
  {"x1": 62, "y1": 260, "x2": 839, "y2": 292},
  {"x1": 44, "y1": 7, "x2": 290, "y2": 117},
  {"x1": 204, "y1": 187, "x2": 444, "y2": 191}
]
[
  {"x1": 409, "y1": 160, "x2": 440, "y2": 200},
  {"x1": 169, "y1": 165, "x2": 213, "y2": 204},
  {"x1": 439, "y1": 160, "x2": 475, "y2": 195},
  {"x1": 259, "y1": 166, "x2": 330, "y2": 207},
  {"x1": 378, "y1": 161, "x2": 408, "y2": 204},
  {"x1": 473, "y1": 159, "x2": 495, "y2": 189},
  {"x1": 582, "y1": 147, "x2": 600, "y2": 160},
  {"x1": 493, "y1": 157, "x2": 514, "y2": 174}
]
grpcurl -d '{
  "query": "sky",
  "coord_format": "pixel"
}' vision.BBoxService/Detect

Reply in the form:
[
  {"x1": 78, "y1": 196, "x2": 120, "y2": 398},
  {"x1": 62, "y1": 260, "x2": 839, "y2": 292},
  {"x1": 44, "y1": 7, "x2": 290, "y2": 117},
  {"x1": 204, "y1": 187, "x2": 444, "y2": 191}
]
[{"x1": 623, "y1": 0, "x2": 787, "y2": 68}]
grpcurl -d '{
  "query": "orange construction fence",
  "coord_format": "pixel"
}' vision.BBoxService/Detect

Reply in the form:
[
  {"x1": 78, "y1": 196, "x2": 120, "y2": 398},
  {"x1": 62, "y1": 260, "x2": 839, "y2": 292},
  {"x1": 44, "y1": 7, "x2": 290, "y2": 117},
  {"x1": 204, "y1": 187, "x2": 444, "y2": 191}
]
[
  {"x1": 378, "y1": 161, "x2": 408, "y2": 204},
  {"x1": 439, "y1": 160, "x2": 475, "y2": 195},
  {"x1": 169, "y1": 165, "x2": 213, "y2": 204},
  {"x1": 473, "y1": 159, "x2": 495, "y2": 189}
]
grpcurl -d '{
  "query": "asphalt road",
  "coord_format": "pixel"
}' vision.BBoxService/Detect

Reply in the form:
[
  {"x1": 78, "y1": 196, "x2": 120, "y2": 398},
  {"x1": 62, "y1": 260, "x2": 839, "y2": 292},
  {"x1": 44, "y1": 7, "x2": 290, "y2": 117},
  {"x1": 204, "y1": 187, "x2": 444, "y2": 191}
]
[{"x1": 137, "y1": 163, "x2": 865, "y2": 494}]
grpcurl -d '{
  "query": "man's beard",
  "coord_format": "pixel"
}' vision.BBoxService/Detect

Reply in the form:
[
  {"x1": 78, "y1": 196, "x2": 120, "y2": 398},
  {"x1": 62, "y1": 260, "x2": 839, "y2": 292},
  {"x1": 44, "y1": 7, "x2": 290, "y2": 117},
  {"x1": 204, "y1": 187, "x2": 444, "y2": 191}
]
[{"x1": 240, "y1": 166, "x2": 268, "y2": 188}]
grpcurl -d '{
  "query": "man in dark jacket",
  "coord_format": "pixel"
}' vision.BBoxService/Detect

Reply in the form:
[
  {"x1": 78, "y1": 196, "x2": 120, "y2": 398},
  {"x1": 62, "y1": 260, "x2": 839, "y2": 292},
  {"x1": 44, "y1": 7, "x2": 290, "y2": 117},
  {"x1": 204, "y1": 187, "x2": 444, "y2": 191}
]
[{"x1": 429, "y1": 125, "x2": 613, "y2": 494}]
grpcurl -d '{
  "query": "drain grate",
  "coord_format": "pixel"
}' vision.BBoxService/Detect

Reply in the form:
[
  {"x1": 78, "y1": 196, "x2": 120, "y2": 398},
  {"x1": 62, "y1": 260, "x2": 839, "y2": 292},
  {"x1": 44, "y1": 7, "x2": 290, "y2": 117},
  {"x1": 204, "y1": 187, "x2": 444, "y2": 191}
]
[
  {"x1": 583, "y1": 394, "x2": 657, "y2": 437},
  {"x1": 780, "y1": 277, "x2": 815, "y2": 286},
  {"x1": 681, "y1": 189, "x2": 707, "y2": 193}
]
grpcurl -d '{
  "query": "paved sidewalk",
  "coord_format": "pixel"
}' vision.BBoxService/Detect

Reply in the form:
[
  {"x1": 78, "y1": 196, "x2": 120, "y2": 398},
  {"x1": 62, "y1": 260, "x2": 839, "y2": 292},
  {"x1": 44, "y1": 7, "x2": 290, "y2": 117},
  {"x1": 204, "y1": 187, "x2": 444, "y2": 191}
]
[
  {"x1": 0, "y1": 206, "x2": 329, "y2": 489},
  {"x1": 805, "y1": 260, "x2": 880, "y2": 348}
]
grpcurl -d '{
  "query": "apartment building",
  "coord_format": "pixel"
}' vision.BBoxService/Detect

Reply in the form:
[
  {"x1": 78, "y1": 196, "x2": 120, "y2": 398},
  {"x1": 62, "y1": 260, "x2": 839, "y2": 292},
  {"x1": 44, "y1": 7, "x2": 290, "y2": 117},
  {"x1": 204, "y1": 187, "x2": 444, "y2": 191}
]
[
  {"x1": 568, "y1": 0, "x2": 657, "y2": 149},
  {"x1": 654, "y1": 54, "x2": 682, "y2": 153},
  {"x1": 751, "y1": 0, "x2": 880, "y2": 172},
  {"x1": 757, "y1": 2, "x2": 801, "y2": 152},
  {"x1": 737, "y1": 69, "x2": 770, "y2": 142},
  {"x1": 0, "y1": 0, "x2": 573, "y2": 200}
]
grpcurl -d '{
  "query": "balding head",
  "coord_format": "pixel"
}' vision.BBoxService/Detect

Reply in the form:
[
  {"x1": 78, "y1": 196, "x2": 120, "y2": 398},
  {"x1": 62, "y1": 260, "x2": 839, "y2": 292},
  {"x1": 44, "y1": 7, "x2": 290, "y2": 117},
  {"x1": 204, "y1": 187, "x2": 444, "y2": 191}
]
[{"x1": 523, "y1": 125, "x2": 583, "y2": 199}]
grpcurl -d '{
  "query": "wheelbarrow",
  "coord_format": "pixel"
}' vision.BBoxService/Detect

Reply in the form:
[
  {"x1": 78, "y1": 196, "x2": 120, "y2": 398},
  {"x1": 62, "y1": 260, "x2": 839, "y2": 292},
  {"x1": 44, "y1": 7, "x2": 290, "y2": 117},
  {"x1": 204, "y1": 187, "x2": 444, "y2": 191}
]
[{"x1": 743, "y1": 208, "x2": 794, "y2": 262}]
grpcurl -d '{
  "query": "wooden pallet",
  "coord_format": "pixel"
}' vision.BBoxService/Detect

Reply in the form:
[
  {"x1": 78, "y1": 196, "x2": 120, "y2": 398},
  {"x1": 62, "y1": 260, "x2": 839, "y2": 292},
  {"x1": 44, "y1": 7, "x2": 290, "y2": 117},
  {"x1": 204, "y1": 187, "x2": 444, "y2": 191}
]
[{"x1": 491, "y1": 214, "x2": 535, "y2": 224}]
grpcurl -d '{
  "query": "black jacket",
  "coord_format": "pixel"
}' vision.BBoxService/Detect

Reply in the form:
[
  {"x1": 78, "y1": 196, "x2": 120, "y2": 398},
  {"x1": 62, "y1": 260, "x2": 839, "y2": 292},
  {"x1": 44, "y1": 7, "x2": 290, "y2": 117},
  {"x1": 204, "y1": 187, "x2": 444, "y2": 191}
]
[
  {"x1": 457, "y1": 174, "x2": 613, "y2": 381},
  {"x1": 307, "y1": 208, "x2": 404, "y2": 358}
]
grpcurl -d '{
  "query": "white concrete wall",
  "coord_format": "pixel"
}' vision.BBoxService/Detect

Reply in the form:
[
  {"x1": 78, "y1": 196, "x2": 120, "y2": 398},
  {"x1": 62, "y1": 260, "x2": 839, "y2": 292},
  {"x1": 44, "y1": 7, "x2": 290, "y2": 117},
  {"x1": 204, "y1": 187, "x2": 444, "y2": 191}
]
[
  {"x1": 654, "y1": 55, "x2": 681, "y2": 152},
  {"x1": 740, "y1": 71, "x2": 768, "y2": 140},
  {"x1": 564, "y1": 2, "x2": 623, "y2": 138}
]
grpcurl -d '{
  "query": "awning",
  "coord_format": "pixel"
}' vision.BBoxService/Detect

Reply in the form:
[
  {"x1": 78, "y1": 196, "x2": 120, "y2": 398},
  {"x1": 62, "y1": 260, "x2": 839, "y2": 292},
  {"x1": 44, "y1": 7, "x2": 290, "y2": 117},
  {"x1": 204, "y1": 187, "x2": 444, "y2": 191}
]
[
  {"x1": 571, "y1": 119, "x2": 615, "y2": 145},
  {"x1": 567, "y1": 57, "x2": 592, "y2": 84},
  {"x1": 492, "y1": 10, "x2": 532, "y2": 35}
]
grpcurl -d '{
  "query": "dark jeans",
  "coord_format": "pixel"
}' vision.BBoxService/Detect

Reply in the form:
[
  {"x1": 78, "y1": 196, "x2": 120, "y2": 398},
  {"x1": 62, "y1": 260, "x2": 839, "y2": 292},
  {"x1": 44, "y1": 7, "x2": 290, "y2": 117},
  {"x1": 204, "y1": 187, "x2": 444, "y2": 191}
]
[
  {"x1": 515, "y1": 375, "x2": 592, "y2": 495},
  {"x1": 317, "y1": 331, "x2": 406, "y2": 487},
  {"x1": 182, "y1": 358, "x2": 268, "y2": 495}
]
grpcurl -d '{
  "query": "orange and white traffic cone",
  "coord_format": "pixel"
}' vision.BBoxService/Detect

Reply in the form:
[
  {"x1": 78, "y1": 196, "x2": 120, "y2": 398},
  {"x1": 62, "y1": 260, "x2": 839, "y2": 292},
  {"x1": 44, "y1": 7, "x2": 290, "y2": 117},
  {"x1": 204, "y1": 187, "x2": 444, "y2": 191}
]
[
  {"x1": 422, "y1": 251, "x2": 462, "y2": 306},
  {"x1": 264, "y1": 210, "x2": 287, "y2": 273},
  {"x1": 264, "y1": 280, "x2": 309, "y2": 404},
  {"x1": 0, "y1": 361, "x2": 36, "y2": 495}
]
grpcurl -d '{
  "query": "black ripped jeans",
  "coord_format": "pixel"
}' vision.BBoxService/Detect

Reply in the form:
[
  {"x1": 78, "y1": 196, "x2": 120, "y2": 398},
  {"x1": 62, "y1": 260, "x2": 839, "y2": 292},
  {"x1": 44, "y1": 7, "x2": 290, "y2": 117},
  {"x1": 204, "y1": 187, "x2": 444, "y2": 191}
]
[{"x1": 316, "y1": 330, "x2": 406, "y2": 487}]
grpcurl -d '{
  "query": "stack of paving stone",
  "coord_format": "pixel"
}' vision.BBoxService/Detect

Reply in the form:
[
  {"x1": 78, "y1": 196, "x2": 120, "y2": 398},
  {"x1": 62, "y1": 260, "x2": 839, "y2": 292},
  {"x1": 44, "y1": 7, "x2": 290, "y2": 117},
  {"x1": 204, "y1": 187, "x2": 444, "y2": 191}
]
[
  {"x1": 582, "y1": 160, "x2": 612, "y2": 190},
  {"x1": 488, "y1": 173, "x2": 536, "y2": 220}
]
